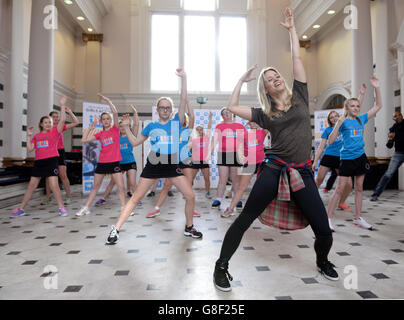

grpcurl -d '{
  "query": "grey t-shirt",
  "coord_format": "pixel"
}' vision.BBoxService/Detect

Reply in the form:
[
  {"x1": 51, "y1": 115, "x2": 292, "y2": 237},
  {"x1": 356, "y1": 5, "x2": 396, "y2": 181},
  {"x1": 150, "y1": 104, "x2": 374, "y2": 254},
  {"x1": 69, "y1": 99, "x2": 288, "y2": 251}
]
[{"x1": 251, "y1": 80, "x2": 312, "y2": 164}]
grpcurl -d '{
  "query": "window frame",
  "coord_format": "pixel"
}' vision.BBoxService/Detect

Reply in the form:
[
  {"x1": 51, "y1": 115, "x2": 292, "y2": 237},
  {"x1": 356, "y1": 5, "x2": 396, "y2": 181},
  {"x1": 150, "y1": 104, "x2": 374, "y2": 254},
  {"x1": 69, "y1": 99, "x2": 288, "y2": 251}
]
[{"x1": 149, "y1": 7, "x2": 247, "y2": 94}]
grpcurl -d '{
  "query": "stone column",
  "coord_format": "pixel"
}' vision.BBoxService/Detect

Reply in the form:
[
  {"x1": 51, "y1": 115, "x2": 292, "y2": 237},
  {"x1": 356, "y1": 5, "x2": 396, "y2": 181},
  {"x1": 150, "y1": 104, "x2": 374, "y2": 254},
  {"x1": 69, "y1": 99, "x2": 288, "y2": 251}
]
[
  {"x1": 82, "y1": 34, "x2": 103, "y2": 103},
  {"x1": 373, "y1": 0, "x2": 394, "y2": 158},
  {"x1": 27, "y1": 0, "x2": 55, "y2": 131},
  {"x1": 351, "y1": 0, "x2": 375, "y2": 156},
  {"x1": 5, "y1": 0, "x2": 25, "y2": 158}
]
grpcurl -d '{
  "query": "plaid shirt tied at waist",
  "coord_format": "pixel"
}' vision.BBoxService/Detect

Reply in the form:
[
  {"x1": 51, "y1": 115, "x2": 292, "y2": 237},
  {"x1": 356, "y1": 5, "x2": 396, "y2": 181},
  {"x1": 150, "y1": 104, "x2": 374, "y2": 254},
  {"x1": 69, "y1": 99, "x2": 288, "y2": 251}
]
[{"x1": 258, "y1": 155, "x2": 312, "y2": 230}]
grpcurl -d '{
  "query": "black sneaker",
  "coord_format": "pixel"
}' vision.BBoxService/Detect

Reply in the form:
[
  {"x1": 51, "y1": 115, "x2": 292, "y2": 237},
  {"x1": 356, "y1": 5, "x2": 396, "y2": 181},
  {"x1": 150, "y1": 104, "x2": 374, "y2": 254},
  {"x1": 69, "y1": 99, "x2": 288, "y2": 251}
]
[
  {"x1": 370, "y1": 194, "x2": 378, "y2": 201},
  {"x1": 317, "y1": 260, "x2": 339, "y2": 281},
  {"x1": 214, "y1": 261, "x2": 233, "y2": 292},
  {"x1": 147, "y1": 191, "x2": 155, "y2": 197},
  {"x1": 168, "y1": 191, "x2": 174, "y2": 197},
  {"x1": 184, "y1": 225, "x2": 203, "y2": 239},
  {"x1": 106, "y1": 225, "x2": 119, "y2": 245}
]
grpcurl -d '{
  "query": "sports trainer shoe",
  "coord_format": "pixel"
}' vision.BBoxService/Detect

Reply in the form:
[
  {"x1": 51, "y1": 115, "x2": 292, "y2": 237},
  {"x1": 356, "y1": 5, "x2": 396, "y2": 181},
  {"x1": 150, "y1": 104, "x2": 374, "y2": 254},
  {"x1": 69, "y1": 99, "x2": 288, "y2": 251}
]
[
  {"x1": 59, "y1": 207, "x2": 69, "y2": 217},
  {"x1": 76, "y1": 207, "x2": 90, "y2": 217},
  {"x1": 147, "y1": 191, "x2": 155, "y2": 197},
  {"x1": 41, "y1": 196, "x2": 51, "y2": 205},
  {"x1": 212, "y1": 200, "x2": 221, "y2": 208},
  {"x1": 221, "y1": 207, "x2": 235, "y2": 218},
  {"x1": 328, "y1": 218, "x2": 335, "y2": 233},
  {"x1": 146, "y1": 207, "x2": 160, "y2": 218},
  {"x1": 205, "y1": 192, "x2": 212, "y2": 199},
  {"x1": 317, "y1": 260, "x2": 339, "y2": 281},
  {"x1": 370, "y1": 194, "x2": 378, "y2": 202},
  {"x1": 106, "y1": 225, "x2": 119, "y2": 245},
  {"x1": 338, "y1": 203, "x2": 351, "y2": 211},
  {"x1": 353, "y1": 217, "x2": 373, "y2": 230},
  {"x1": 11, "y1": 208, "x2": 25, "y2": 218},
  {"x1": 214, "y1": 260, "x2": 233, "y2": 292},
  {"x1": 127, "y1": 191, "x2": 132, "y2": 197},
  {"x1": 64, "y1": 198, "x2": 72, "y2": 205},
  {"x1": 236, "y1": 201, "x2": 243, "y2": 211},
  {"x1": 225, "y1": 191, "x2": 232, "y2": 199},
  {"x1": 184, "y1": 225, "x2": 203, "y2": 239},
  {"x1": 323, "y1": 189, "x2": 329, "y2": 193},
  {"x1": 167, "y1": 191, "x2": 174, "y2": 197},
  {"x1": 95, "y1": 198, "x2": 106, "y2": 206},
  {"x1": 193, "y1": 211, "x2": 201, "y2": 217}
]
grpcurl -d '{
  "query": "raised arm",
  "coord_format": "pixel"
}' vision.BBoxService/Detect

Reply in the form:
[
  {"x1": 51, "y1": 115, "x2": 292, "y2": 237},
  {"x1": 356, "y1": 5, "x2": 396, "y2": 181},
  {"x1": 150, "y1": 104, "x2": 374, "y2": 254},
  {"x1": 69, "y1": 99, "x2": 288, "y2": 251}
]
[
  {"x1": 281, "y1": 8, "x2": 307, "y2": 83},
  {"x1": 98, "y1": 93, "x2": 119, "y2": 128},
  {"x1": 81, "y1": 120, "x2": 97, "y2": 143},
  {"x1": 367, "y1": 77, "x2": 382, "y2": 120},
  {"x1": 26, "y1": 126, "x2": 35, "y2": 153},
  {"x1": 186, "y1": 98, "x2": 195, "y2": 129},
  {"x1": 130, "y1": 105, "x2": 139, "y2": 137},
  {"x1": 65, "y1": 107, "x2": 80, "y2": 130},
  {"x1": 228, "y1": 65, "x2": 258, "y2": 107},
  {"x1": 206, "y1": 112, "x2": 213, "y2": 137},
  {"x1": 358, "y1": 83, "x2": 367, "y2": 106},
  {"x1": 328, "y1": 115, "x2": 346, "y2": 145},
  {"x1": 226, "y1": 106, "x2": 252, "y2": 122},
  {"x1": 176, "y1": 68, "x2": 188, "y2": 126},
  {"x1": 121, "y1": 114, "x2": 147, "y2": 147},
  {"x1": 57, "y1": 105, "x2": 66, "y2": 133}
]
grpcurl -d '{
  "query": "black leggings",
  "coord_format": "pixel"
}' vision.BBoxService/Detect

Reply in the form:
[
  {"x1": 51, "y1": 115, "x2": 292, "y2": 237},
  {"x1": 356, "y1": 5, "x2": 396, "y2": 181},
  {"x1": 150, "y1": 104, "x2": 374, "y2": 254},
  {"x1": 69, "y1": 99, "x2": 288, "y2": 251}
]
[{"x1": 219, "y1": 165, "x2": 333, "y2": 264}]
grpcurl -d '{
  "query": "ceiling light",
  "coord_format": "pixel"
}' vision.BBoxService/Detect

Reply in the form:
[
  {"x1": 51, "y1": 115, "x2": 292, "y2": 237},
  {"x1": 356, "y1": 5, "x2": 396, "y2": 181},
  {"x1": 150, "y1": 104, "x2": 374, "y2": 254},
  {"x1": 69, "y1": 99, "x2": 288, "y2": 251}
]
[
  {"x1": 328, "y1": 10, "x2": 336, "y2": 15},
  {"x1": 64, "y1": 0, "x2": 73, "y2": 4},
  {"x1": 313, "y1": 24, "x2": 321, "y2": 29},
  {"x1": 302, "y1": 35, "x2": 308, "y2": 40},
  {"x1": 77, "y1": 16, "x2": 85, "y2": 21},
  {"x1": 88, "y1": 28, "x2": 93, "y2": 32}
]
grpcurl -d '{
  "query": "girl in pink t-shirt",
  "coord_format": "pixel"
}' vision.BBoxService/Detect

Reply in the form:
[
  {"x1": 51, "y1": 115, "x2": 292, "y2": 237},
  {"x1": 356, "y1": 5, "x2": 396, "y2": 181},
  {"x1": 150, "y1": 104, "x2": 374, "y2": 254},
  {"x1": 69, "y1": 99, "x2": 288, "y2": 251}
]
[
  {"x1": 223, "y1": 122, "x2": 268, "y2": 217},
  {"x1": 209, "y1": 108, "x2": 247, "y2": 210},
  {"x1": 11, "y1": 102, "x2": 68, "y2": 218},
  {"x1": 188, "y1": 112, "x2": 213, "y2": 199},
  {"x1": 76, "y1": 94, "x2": 126, "y2": 217},
  {"x1": 43, "y1": 101, "x2": 80, "y2": 205}
]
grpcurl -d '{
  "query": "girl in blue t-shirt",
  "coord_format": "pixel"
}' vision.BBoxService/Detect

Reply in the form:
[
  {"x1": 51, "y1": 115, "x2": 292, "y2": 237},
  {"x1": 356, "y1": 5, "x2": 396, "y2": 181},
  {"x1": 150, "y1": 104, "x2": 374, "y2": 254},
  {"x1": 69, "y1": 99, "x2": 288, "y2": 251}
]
[
  {"x1": 327, "y1": 76, "x2": 382, "y2": 231},
  {"x1": 106, "y1": 68, "x2": 202, "y2": 245},
  {"x1": 95, "y1": 106, "x2": 139, "y2": 205}
]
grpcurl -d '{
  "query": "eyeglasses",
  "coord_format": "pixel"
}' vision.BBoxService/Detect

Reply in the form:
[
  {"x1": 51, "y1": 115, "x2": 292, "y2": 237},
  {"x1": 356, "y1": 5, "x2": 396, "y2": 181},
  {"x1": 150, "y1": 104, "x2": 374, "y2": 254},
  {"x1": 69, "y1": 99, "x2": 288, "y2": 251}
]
[{"x1": 158, "y1": 107, "x2": 172, "y2": 112}]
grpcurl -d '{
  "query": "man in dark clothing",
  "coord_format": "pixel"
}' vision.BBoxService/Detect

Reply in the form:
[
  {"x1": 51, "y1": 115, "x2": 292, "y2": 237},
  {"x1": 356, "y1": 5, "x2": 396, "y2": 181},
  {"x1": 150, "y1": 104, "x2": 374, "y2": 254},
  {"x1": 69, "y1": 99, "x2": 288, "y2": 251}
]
[{"x1": 371, "y1": 112, "x2": 404, "y2": 201}]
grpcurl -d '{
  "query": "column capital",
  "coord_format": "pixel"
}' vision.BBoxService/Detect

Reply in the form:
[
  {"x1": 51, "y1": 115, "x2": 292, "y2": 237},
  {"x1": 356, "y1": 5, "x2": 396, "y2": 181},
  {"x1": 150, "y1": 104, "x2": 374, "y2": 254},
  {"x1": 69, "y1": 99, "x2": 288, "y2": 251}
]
[{"x1": 82, "y1": 33, "x2": 104, "y2": 43}]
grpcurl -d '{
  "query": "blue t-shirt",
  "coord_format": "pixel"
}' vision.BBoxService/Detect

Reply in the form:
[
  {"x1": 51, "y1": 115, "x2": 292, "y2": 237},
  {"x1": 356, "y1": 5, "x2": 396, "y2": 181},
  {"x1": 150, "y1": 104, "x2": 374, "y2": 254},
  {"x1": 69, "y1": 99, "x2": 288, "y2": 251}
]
[
  {"x1": 119, "y1": 136, "x2": 135, "y2": 164},
  {"x1": 179, "y1": 126, "x2": 191, "y2": 162},
  {"x1": 141, "y1": 113, "x2": 181, "y2": 155},
  {"x1": 321, "y1": 126, "x2": 342, "y2": 157},
  {"x1": 339, "y1": 113, "x2": 368, "y2": 160}
]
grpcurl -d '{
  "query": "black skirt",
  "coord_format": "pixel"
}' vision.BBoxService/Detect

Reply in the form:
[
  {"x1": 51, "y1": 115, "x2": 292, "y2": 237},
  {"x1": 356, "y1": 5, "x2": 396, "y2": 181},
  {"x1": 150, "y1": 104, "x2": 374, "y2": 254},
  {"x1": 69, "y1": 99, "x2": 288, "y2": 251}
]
[
  {"x1": 339, "y1": 154, "x2": 370, "y2": 177},
  {"x1": 31, "y1": 157, "x2": 59, "y2": 178},
  {"x1": 320, "y1": 154, "x2": 340, "y2": 170},
  {"x1": 95, "y1": 162, "x2": 121, "y2": 174},
  {"x1": 217, "y1": 152, "x2": 243, "y2": 167},
  {"x1": 57, "y1": 149, "x2": 67, "y2": 166},
  {"x1": 120, "y1": 162, "x2": 137, "y2": 172},
  {"x1": 191, "y1": 161, "x2": 210, "y2": 170},
  {"x1": 140, "y1": 152, "x2": 184, "y2": 179}
]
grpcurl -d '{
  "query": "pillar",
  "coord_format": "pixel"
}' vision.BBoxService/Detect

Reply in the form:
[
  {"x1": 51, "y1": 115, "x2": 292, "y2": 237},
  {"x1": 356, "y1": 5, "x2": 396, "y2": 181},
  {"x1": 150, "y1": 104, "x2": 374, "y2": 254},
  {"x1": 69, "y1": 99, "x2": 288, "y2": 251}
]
[{"x1": 82, "y1": 33, "x2": 102, "y2": 102}]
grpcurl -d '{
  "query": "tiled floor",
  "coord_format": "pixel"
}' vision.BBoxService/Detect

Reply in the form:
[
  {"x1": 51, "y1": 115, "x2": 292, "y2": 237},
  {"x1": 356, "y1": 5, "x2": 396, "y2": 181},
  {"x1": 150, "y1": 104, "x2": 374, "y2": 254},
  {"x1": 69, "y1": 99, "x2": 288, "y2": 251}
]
[{"x1": 0, "y1": 186, "x2": 403, "y2": 300}]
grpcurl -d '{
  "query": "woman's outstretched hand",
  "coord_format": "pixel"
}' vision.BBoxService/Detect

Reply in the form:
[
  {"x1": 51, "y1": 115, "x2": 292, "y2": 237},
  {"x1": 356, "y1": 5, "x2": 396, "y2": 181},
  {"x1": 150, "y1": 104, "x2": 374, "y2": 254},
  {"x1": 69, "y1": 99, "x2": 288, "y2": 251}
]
[{"x1": 280, "y1": 7, "x2": 295, "y2": 30}]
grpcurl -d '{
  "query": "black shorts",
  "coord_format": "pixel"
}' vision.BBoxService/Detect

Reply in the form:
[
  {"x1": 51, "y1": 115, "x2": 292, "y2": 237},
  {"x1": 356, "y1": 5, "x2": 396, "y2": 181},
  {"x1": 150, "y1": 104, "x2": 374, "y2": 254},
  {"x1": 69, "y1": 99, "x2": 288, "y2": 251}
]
[
  {"x1": 241, "y1": 163, "x2": 262, "y2": 175},
  {"x1": 217, "y1": 152, "x2": 243, "y2": 167},
  {"x1": 57, "y1": 149, "x2": 67, "y2": 166},
  {"x1": 31, "y1": 157, "x2": 59, "y2": 178},
  {"x1": 339, "y1": 154, "x2": 371, "y2": 177},
  {"x1": 120, "y1": 162, "x2": 137, "y2": 172},
  {"x1": 140, "y1": 152, "x2": 184, "y2": 179},
  {"x1": 320, "y1": 154, "x2": 340, "y2": 170},
  {"x1": 191, "y1": 161, "x2": 210, "y2": 170},
  {"x1": 95, "y1": 162, "x2": 121, "y2": 174},
  {"x1": 179, "y1": 157, "x2": 194, "y2": 169}
]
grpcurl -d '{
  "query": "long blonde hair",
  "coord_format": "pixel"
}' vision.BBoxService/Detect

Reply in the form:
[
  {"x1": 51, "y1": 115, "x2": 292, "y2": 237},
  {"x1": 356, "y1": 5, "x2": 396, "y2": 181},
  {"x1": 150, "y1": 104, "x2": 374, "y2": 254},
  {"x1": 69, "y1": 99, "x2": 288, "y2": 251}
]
[{"x1": 257, "y1": 67, "x2": 293, "y2": 119}]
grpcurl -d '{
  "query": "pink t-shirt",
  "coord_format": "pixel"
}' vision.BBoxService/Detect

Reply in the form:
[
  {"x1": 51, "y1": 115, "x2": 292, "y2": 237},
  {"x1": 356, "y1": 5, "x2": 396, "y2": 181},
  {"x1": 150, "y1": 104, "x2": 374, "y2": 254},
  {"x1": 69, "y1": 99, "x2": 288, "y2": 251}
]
[
  {"x1": 191, "y1": 135, "x2": 210, "y2": 162},
  {"x1": 215, "y1": 122, "x2": 247, "y2": 153},
  {"x1": 94, "y1": 126, "x2": 122, "y2": 163},
  {"x1": 245, "y1": 129, "x2": 267, "y2": 164},
  {"x1": 32, "y1": 126, "x2": 60, "y2": 161},
  {"x1": 56, "y1": 124, "x2": 67, "y2": 150}
]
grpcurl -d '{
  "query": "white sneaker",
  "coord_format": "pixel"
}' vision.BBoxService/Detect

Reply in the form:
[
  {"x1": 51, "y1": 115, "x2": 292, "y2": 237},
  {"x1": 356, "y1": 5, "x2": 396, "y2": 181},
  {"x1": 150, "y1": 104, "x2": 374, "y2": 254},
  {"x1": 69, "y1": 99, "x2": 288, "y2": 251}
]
[
  {"x1": 353, "y1": 217, "x2": 373, "y2": 230},
  {"x1": 328, "y1": 218, "x2": 335, "y2": 232},
  {"x1": 76, "y1": 207, "x2": 90, "y2": 217}
]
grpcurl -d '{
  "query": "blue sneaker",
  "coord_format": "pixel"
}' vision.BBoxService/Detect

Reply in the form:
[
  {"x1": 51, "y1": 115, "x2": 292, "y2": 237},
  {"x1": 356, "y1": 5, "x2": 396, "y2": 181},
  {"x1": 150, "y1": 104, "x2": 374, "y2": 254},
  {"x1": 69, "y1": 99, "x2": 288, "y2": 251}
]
[
  {"x1": 236, "y1": 201, "x2": 243, "y2": 211},
  {"x1": 212, "y1": 200, "x2": 221, "y2": 208},
  {"x1": 11, "y1": 208, "x2": 25, "y2": 218},
  {"x1": 59, "y1": 207, "x2": 69, "y2": 217}
]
